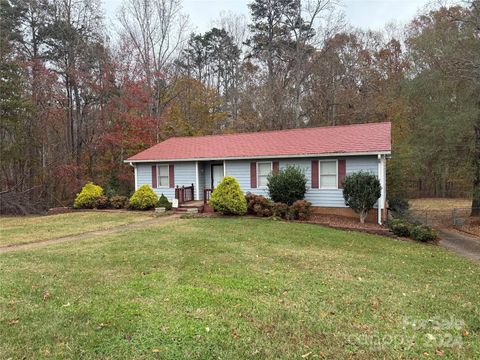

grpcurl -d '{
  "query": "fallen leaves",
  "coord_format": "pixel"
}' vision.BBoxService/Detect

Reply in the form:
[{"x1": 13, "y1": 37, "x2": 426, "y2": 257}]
[{"x1": 8, "y1": 318, "x2": 19, "y2": 325}]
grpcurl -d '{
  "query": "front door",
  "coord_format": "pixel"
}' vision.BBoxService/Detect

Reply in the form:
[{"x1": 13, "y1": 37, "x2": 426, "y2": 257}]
[{"x1": 211, "y1": 164, "x2": 224, "y2": 188}]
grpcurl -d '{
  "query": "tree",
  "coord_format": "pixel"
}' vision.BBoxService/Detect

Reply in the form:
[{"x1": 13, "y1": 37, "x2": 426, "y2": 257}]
[
  {"x1": 404, "y1": 3, "x2": 480, "y2": 213},
  {"x1": 343, "y1": 172, "x2": 381, "y2": 223},
  {"x1": 117, "y1": 0, "x2": 189, "y2": 141}
]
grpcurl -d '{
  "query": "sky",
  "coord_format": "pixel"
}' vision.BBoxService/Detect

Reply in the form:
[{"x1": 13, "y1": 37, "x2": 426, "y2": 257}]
[{"x1": 103, "y1": 0, "x2": 434, "y2": 32}]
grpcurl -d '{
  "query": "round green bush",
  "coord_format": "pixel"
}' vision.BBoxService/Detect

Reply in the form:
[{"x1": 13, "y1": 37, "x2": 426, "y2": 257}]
[
  {"x1": 73, "y1": 182, "x2": 104, "y2": 209},
  {"x1": 128, "y1": 185, "x2": 158, "y2": 210},
  {"x1": 388, "y1": 218, "x2": 412, "y2": 237},
  {"x1": 411, "y1": 225, "x2": 438, "y2": 242},
  {"x1": 209, "y1": 176, "x2": 247, "y2": 215},
  {"x1": 267, "y1": 165, "x2": 307, "y2": 205},
  {"x1": 157, "y1": 193, "x2": 172, "y2": 210},
  {"x1": 343, "y1": 171, "x2": 381, "y2": 223},
  {"x1": 389, "y1": 197, "x2": 410, "y2": 217}
]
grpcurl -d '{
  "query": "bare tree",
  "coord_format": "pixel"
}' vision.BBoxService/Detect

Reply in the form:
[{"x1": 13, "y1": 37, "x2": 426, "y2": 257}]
[{"x1": 117, "y1": 0, "x2": 190, "y2": 127}]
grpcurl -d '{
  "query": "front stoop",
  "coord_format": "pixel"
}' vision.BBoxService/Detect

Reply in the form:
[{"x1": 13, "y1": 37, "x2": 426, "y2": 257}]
[{"x1": 174, "y1": 201, "x2": 204, "y2": 214}]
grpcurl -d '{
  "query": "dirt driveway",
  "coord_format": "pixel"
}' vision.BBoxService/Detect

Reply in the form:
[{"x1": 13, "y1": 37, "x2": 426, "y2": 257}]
[{"x1": 438, "y1": 229, "x2": 480, "y2": 262}]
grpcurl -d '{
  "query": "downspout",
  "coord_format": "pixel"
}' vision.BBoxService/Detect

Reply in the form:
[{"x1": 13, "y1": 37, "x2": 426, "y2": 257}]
[{"x1": 377, "y1": 154, "x2": 382, "y2": 225}]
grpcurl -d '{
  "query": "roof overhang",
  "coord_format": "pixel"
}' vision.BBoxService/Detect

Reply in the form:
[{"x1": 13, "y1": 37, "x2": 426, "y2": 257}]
[{"x1": 124, "y1": 150, "x2": 391, "y2": 164}]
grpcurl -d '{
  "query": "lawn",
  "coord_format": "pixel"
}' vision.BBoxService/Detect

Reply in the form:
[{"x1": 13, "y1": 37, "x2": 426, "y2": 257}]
[
  {"x1": 0, "y1": 211, "x2": 153, "y2": 247},
  {"x1": 409, "y1": 198, "x2": 472, "y2": 210},
  {"x1": 0, "y1": 217, "x2": 479, "y2": 359}
]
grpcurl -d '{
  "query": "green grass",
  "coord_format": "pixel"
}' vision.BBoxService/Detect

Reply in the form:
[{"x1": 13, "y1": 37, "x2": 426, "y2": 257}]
[
  {"x1": 0, "y1": 212, "x2": 153, "y2": 247},
  {"x1": 0, "y1": 217, "x2": 479, "y2": 359}
]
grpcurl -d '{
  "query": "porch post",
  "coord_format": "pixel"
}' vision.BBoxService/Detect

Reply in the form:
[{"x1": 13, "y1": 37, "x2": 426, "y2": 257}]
[
  {"x1": 223, "y1": 160, "x2": 226, "y2": 177},
  {"x1": 195, "y1": 161, "x2": 200, "y2": 200}
]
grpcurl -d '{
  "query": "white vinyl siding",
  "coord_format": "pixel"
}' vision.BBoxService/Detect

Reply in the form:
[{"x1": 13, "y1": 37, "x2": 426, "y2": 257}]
[
  {"x1": 320, "y1": 160, "x2": 337, "y2": 189},
  {"x1": 157, "y1": 164, "x2": 169, "y2": 187},
  {"x1": 257, "y1": 162, "x2": 272, "y2": 187}
]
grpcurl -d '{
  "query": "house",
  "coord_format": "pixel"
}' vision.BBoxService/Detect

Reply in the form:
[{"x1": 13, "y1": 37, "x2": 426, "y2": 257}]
[{"x1": 126, "y1": 122, "x2": 391, "y2": 223}]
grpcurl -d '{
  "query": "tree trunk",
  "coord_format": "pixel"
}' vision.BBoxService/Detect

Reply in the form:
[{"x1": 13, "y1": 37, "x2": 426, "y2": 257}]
[
  {"x1": 472, "y1": 120, "x2": 480, "y2": 216},
  {"x1": 359, "y1": 209, "x2": 368, "y2": 224}
]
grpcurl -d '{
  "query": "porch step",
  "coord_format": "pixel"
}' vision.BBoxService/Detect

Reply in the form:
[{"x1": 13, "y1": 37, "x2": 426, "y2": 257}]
[{"x1": 174, "y1": 205, "x2": 204, "y2": 214}]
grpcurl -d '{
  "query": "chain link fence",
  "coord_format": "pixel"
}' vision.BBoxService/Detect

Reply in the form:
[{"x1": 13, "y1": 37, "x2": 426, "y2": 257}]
[
  {"x1": 408, "y1": 208, "x2": 479, "y2": 227},
  {"x1": 407, "y1": 207, "x2": 479, "y2": 236}
]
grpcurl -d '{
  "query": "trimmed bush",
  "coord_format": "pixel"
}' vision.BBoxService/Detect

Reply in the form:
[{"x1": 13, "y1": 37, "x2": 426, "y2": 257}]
[
  {"x1": 128, "y1": 185, "x2": 158, "y2": 210},
  {"x1": 111, "y1": 195, "x2": 128, "y2": 209},
  {"x1": 388, "y1": 218, "x2": 412, "y2": 237},
  {"x1": 343, "y1": 171, "x2": 381, "y2": 223},
  {"x1": 411, "y1": 225, "x2": 438, "y2": 242},
  {"x1": 157, "y1": 193, "x2": 172, "y2": 210},
  {"x1": 267, "y1": 165, "x2": 307, "y2": 205},
  {"x1": 246, "y1": 193, "x2": 273, "y2": 217},
  {"x1": 73, "y1": 182, "x2": 104, "y2": 209},
  {"x1": 289, "y1": 200, "x2": 312, "y2": 220},
  {"x1": 273, "y1": 202, "x2": 289, "y2": 219},
  {"x1": 209, "y1": 176, "x2": 247, "y2": 215},
  {"x1": 95, "y1": 195, "x2": 110, "y2": 209}
]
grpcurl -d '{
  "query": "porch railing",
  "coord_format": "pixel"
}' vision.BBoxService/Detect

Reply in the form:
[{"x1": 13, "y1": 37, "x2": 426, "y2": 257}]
[
  {"x1": 204, "y1": 188, "x2": 213, "y2": 205},
  {"x1": 175, "y1": 184, "x2": 194, "y2": 205}
]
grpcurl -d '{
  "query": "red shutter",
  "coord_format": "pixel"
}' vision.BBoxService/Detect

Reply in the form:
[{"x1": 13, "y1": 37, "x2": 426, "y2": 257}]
[
  {"x1": 272, "y1": 161, "x2": 279, "y2": 173},
  {"x1": 311, "y1": 160, "x2": 319, "y2": 188},
  {"x1": 338, "y1": 159, "x2": 346, "y2": 189},
  {"x1": 151, "y1": 165, "x2": 157, "y2": 188},
  {"x1": 169, "y1": 164, "x2": 175, "y2": 188},
  {"x1": 250, "y1": 162, "x2": 257, "y2": 188}
]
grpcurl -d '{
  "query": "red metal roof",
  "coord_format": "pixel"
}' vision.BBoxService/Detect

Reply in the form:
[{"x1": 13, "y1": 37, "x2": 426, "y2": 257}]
[{"x1": 127, "y1": 122, "x2": 391, "y2": 161}]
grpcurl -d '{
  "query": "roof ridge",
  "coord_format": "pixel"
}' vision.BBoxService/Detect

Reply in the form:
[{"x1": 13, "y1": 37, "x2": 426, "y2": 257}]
[{"x1": 163, "y1": 121, "x2": 391, "y2": 141}]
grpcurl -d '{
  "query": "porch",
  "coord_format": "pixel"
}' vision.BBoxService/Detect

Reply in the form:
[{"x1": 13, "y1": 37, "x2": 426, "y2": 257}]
[{"x1": 173, "y1": 160, "x2": 222, "y2": 211}]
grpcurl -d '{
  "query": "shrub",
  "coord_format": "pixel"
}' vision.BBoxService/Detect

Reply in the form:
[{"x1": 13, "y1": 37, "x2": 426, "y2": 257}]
[
  {"x1": 111, "y1": 195, "x2": 128, "y2": 209},
  {"x1": 388, "y1": 218, "x2": 412, "y2": 237},
  {"x1": 272, "y1": 202, "x2": 289, "y2": 219},
  {"x1": 128, "y1": 185, "x2": 158, "y2": 210},
  {"x1": 289, "y1": 200, "x2": 312, "y2": 220},
  {"x1": 209, "y1": 176, "x2": 247, "y2": 215},
  {"x1": 245, "y1": 193, "x2": 273, "y2": 217},
  {"x1": 157, "y1": 193, "x2": 172, "y2": 210},
  {"x1": 95, "y1": 195, "x2": 110, "y2": 209},
  {"x1": 343, "y1": 171, "x2": 381, "y2": 223},
  {"x1": 267, "y1": 165, "x2": 307, "y2": 205},
  {"x1": 389, "y1": 197, "x2": 409, "y2": 217},
  {"x1": 73, "y1": 182, "x2": 104, "y2": 209},
  {"x1": 411, "y1": 225, "x2": 438, "y2": 242}
]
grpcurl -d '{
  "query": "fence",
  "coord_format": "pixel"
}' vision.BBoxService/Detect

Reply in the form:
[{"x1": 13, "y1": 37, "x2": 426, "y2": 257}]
[{"x1": 407, "y1": 207, "x2": 480, "y2": 229}]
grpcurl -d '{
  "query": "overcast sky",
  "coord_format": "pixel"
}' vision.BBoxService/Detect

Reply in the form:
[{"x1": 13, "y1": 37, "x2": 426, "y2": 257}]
[{"x1": 103, "y1": 0, "x2": 434, "y2": 32}]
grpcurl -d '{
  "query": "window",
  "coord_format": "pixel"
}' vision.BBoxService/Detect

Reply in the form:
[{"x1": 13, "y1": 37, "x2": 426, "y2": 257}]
[
  {"x1": 320, "y1": 160, "x2": 337, "y2": 189},
  {"x1": 257, "y1": 162, "x2": 272, "y2": 187},
  {"x1": 157, "y1": 165, "x2": 169, "y2": 187}
]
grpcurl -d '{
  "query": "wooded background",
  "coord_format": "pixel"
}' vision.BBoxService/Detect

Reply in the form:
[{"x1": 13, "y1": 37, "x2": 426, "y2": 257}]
[{"x1": 1, "y1": 0, "x2": 479, "y2": 213}]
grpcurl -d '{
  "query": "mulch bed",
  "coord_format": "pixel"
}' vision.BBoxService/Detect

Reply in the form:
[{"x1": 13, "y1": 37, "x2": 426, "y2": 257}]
[{"x1": 303, "y1": 214, "x2": 393, "y2": 237}]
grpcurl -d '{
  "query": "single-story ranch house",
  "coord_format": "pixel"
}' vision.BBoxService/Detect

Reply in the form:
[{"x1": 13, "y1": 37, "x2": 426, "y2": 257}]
[{"x1": 126, "y1": 122, "x2": 391, "y2": 224}]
